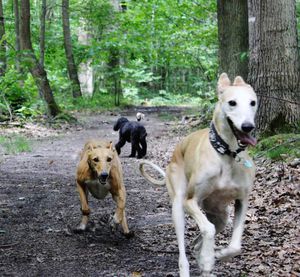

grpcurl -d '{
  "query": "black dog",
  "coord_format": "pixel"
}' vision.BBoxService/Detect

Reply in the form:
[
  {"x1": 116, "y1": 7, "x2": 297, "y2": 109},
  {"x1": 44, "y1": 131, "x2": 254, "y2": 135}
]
[{"x1": 113, "y1": 117, "x2": 147, "y2": 159}]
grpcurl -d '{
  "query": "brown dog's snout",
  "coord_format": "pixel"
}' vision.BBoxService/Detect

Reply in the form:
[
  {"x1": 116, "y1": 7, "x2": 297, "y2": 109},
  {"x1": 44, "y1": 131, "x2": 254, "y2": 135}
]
[
  {"x1": 241, "y1": 122, "x2": 255, "y2": 133},
  {"x1": 99, "y1": 172, "x2": 109, "y2": 183}
]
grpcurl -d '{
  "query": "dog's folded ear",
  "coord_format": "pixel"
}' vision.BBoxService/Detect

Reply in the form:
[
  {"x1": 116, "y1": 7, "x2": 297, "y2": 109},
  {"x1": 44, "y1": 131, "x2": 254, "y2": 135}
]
[{"x1": 217, "y1": 73, "x2": 231, "y2": 95}]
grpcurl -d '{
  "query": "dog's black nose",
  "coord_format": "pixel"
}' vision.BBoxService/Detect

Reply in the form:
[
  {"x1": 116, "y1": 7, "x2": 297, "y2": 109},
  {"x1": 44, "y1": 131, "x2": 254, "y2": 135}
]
[
  {"x1": 100, "y1": 172, "x2": 109, "y2": 179},
  {"x1": 241, "y1": 122, "x2": 255, "y2": 133},
  {"x1": 99, "y1": 171, "x2": 108, "y2": 182}
]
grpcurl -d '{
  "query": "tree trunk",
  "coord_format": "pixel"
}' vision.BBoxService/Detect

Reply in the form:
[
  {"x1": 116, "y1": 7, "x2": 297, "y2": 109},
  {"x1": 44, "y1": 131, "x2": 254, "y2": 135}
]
[
  {"x1": 39, "y1": 0, "x2": 46, "y2": 66},
  {"x1": 62, "y1": 0, "x2": 82, "y2": 98},
  {"x1": 14, "y1": 0, "x2": 21, "y2": 73},
  {"x1": 108, "y1": 0, "x2": 122, "y2": 105},
  {"x1": 38, "y1": 0, "x2": 47, "y2": 99},
  {"x1": 0, "y1": 0, "x2": 6, "y2": 76},
  {"x1": 248, "y1": 0, "x2": 300, "y2": 135},
  {"x1": 20, "y1": 0, "x2": 61, "y2": 117},
  {"x1": 217, "y1": 0, "x2": 248, "y2": 80},
  {"x1": 108, "y1": 47, "x2": 122, "y2": 106}
]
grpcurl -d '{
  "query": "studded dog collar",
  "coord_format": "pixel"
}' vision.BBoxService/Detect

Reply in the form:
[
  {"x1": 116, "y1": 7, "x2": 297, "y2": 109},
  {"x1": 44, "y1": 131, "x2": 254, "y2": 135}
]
[{"x1": 209, "y1": 122, "x2": 247, "y2": 158}]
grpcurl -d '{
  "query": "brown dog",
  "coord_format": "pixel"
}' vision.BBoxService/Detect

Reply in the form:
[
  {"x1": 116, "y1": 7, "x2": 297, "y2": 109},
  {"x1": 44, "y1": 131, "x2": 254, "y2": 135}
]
[{"x1": 75, "y1": 140, "x2": 131, "y2": 236}]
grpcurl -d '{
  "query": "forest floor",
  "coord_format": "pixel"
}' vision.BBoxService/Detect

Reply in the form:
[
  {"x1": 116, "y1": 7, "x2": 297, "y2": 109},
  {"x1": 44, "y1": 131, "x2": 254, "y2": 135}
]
[{"x1": 0, "y1": 107, "x2": 299, "y2": 277}]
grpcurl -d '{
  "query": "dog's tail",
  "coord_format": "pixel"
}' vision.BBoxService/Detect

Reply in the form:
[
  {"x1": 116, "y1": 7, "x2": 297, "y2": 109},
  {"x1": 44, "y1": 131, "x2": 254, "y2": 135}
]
[{"x1": 139, "y1": 160, "x2": 166, "y2": 186}]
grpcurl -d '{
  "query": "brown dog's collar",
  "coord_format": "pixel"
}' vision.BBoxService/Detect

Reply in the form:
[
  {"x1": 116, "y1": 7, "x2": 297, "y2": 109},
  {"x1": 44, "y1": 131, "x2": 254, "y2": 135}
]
[{"x1": 209, "y1": 122, "x2": 246, "y2": 158}]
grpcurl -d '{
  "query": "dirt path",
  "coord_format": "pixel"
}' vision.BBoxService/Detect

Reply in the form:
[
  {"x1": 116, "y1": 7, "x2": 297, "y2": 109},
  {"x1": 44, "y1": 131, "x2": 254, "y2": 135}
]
[{"x1": 0, "y1": 109, "x2": 299, "y2": 277}]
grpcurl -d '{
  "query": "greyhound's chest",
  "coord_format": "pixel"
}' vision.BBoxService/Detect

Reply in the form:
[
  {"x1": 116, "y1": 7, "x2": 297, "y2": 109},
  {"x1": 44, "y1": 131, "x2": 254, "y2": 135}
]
[
  {"x1": 195, "y1": 162, "x2": 252, "y2": 203},
  {"x1": 85, "y1": 180, "x2": 111, "y2": 199}
]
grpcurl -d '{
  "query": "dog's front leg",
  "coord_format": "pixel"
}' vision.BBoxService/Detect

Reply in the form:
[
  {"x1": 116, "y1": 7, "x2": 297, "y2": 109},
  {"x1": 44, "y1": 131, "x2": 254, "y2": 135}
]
[
  {"x1": 112, "y1": 192, "x2": 130, "y2": 236},
  {"x1": 76, "y1": 181, "x2": 90, "y2": 231},
  {"x1": 184, "y1": 198, "x2": 216, "y2": 276},
  {"x1": 216, "y1": 198, "x2": 248, "y2": 260}
]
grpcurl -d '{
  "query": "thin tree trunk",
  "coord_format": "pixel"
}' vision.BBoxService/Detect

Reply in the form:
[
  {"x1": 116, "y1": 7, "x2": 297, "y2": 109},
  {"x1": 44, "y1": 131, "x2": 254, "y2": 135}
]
[
  {"x1": 38, "y1": 0, "x2": 47, "y2": 99},
  {"x1": 0, "y1": 0, "x2": 6, "y2": 76},
  {"x1": 217, "y1": 0, "x2": 248, "y2": 80},
  {"x1": 108, "y1": 47, "x2": 121, "y2": 106},
  {"x1": 248, "y1": 0, "x2": 300, "y2": 134},
  {"x1": 20, "y1": 0, "x2": 61, "y2": 117},
  {"x1": 14, "y1": 0, "x2": 21, "y2": 73},
  {"x1": 108, "y1": 0, "x2": 122, "y2": 105},
  {"x1": 62, "y1": 0, "x2": 82, "y2": 98},
  {"x1": 40, "y1": 0, "x2": 46, "y2": 66}
]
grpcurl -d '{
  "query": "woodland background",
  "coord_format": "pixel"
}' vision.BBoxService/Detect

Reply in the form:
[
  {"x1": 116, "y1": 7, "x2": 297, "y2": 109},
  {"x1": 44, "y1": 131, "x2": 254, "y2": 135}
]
[
  {"x1": 0, "y1": 1, "x2": 299, "y2": 276},
  {"x1": 0, "y1": 0, "x2": 299, "y2": 136}
]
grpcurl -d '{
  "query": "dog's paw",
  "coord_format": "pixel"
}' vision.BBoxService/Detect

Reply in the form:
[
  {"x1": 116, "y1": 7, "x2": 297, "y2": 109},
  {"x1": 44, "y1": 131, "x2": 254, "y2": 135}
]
[
  {"x1": 73, "y1": 225, "x2": 86, "y2": 234},
  {"x1": 201, "y1": 271, "x2": 216, "y2": 277},
  {"x1": 124, "y1": 230, "x2": 135, "y2": 238},
  {"x1": 128, "y1": 154, "x2": 136, "y2": 158},
  {"x1": 215, "y1": 247, "x2": 241, "y2": 261}
]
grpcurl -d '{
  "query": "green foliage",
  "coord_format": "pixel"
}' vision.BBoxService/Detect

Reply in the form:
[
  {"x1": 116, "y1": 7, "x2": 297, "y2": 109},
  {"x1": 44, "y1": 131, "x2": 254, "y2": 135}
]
[
  {"x1": 15, "y1": 106, "x2": 42, "y2": 119},
  {"x1": 1, "y1": 0, "x2": 219, "y2": 115},
  {"x1": 0, "y1": 69, "x2": 27, "y2": 110},
  {"x1": 59, "y1": 92, "x2": 130, "y2": 111},
  {"x1": 0, "y1": 135, "x2": 31, "y2": 154},
  {"x1": 251, "y1": 134, "x2": 300, "y2": 161},
  {"x1": 0, "y1": 68, "x2": 44, "y2": 118}
]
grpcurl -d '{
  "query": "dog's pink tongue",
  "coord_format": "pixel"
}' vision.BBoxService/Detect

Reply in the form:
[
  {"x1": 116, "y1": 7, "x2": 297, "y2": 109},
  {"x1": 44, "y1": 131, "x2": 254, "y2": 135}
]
[{"x1": 239, "y1": 134, "x2": 257, "y2": 146}]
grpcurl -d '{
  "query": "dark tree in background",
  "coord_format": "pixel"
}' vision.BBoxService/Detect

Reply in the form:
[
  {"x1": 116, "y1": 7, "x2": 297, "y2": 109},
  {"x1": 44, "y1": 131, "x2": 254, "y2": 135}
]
[
  {"x1": 217, "y1": 0, "x2": 248, "y2": 80},
  {"x1": 0, "y1": 0, "x2": 6, "y2": 76},
  {"x1": 13, "y1": 0, "x2": 21, "y2": 73},
  {"x1": 248, "y1": 0, "x2": 300, "y2": 134},
  {"x1": 20, "y1": 0, "x2": 61, "y2": 117},
  {"x1": 39, "y1": 0, "x2": 46, "y2": 67},
  {"x1": 62, "y1": 0, "x2": 82, "y2": 98},
  {"x1": 108, "y1": 0, "x2": 122, "y2": 106}
]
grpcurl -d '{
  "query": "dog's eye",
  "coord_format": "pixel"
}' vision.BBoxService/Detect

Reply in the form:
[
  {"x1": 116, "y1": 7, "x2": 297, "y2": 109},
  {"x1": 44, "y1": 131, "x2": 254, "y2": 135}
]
[
  {"x1": 107, "y1": 157, "x2": 112, "y2": 162},
  {"x1": 250, "y1": 100, "x2": 256, "y2": 106},
  {"x1": 93, "y1": 157, "x2": 99, "y2": 162},
  {"x1": 228, "y1": 100, "x2": 237, "y2": 107}
]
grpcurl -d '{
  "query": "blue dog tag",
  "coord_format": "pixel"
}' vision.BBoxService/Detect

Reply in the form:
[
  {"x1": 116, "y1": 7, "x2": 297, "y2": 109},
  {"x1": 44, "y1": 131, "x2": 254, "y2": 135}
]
[{"x1": 243, "y1": 160, "x2": 252, "y2": 168}]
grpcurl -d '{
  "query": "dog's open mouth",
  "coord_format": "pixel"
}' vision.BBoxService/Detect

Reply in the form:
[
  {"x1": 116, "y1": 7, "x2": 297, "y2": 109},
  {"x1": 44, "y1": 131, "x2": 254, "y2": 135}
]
[{"x1": 227, "y1": 118, "x2": 257, "y2": 146}]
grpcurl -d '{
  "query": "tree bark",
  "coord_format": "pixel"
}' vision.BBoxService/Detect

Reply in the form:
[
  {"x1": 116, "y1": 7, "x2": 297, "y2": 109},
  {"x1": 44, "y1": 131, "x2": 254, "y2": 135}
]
[
  {"x1": 108, "y1": 47, "x2": 121, "y2": 106},
  {"x1": 62, "y1": 0, "x2": 82, "y2": 98},
  {"x1": 217, "y1": 0, "x2": 248, "y2": 80},
  {"x1": 20, "y1": 0, "x2": 61, "y2": 117},
  {"x1": 0, "y1": 0, "x2": 6, "y2": 76},
  {"x1": 108, "y1": 0, "x2": 122, "y2": 106},
  {"x1": 13, "y1": 0, "x2": 21, "y2": 72},
  {"x1": 39, "y1": 0, "x2": 46, "y2": 66},
  {"x1": 248, "y1": 0, "x2": 300, "y2": 135}
]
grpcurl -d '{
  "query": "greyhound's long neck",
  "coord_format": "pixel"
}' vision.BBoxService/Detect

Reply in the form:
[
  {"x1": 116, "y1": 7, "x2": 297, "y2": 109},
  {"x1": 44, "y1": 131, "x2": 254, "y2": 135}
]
[{"x1": 212, "y1": 108, "x2": 239, "y2": 152}]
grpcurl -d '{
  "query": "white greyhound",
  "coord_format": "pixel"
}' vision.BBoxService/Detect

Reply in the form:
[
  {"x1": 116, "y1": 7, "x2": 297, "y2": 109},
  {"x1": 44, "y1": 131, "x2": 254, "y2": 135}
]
[{"x1": 139, "y1": 73, "x2": 257, "y2": 276}]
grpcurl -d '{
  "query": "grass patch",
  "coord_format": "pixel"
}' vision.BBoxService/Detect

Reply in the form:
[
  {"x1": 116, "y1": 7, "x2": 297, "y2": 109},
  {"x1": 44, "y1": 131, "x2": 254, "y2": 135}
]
[
  {"x1": 251, "y1": 133, "x2": 300, "y2": 160},
  {"x1": 0, "y1": 135, "x2": 31, "y2": 154}
]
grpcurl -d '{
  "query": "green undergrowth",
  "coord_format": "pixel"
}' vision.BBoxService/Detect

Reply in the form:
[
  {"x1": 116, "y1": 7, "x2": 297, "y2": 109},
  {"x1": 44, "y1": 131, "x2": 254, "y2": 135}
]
[
  {"x1": 251, "y1": 133, "x2": 300, "y2": 161},
  {"x1": 0, "y1": 135, "x2": 31, "y2": 155}
]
